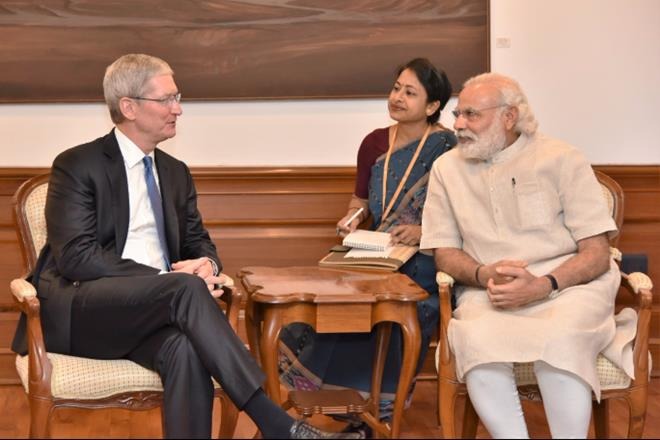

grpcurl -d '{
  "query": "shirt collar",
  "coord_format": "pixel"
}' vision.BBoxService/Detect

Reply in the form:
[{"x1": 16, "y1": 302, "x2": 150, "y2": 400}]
[
  {"x1": 114, "y1": 127, "x2": 155, "y2": 168},
  {"x1": 490, "y1": 132, "x2": 529, "y2": 164}
]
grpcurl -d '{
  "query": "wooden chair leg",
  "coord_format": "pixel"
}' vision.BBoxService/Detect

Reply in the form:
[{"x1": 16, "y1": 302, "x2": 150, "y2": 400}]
[
  {"x1": 592, "y1": 399, "x2": 610, "y2": 439},
  {"x1": 461, "y1": 396, "x2": 479, "y2": 439},
  {"x1": 438, "y1": 378, "x2": 460, "y2": 439},
  {"x1": 626, "y1": 387, "x2": 648, "y2": 438},
  {"x1": 218, "y1": 393, "x2": 240, "y2": 439},
  {"x1": 28, "y1": 396, "x2": 54, "y2": 438}
]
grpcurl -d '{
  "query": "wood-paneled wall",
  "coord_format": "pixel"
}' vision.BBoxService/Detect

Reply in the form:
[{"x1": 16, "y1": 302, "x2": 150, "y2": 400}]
[{"x1": 0, "y1": 165, "x2": 658, "y2": 383}]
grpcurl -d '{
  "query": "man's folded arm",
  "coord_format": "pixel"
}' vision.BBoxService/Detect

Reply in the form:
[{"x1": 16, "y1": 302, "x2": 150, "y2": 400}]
[
  {"x1": 46, "y1": 157, "x2": 158, "y2": 281},
  {"x1": 179, "y1": 164, "x2": 222, "y2": 273}
]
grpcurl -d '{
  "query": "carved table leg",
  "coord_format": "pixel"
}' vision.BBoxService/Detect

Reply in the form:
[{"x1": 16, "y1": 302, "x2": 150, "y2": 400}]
[
  {"x1": 260, "y1": 307, "x2": 284, "y2": 403},
  {"x1": 390, "y1": 303, "x2": 421, "y2": 438}
]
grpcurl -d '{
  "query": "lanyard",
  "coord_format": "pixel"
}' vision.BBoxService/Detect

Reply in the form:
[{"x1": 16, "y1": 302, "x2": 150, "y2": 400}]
[{"x1": 381, "y1": 124, "x2": 431, "y2": 222}]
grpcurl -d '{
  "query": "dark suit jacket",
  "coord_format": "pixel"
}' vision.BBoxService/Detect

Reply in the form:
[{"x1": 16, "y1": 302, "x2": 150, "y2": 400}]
[{"x1": 12, "y1": 129, "x2": 221, "y2": 355}]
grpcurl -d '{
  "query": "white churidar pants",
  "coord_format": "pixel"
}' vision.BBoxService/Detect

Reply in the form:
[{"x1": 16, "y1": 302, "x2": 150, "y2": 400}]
[{"x1": 465, "y1": 361, "x2": 592, "y2": 439}]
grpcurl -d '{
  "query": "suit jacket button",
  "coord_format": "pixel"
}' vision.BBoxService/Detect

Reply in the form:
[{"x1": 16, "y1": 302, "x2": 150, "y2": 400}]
[{"x1": 72, "y1": 281, "x2": 80, "y2": 287}]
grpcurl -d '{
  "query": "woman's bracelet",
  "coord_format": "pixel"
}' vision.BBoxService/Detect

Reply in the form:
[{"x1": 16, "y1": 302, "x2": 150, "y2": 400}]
[{"x1": 475, "y1": 264, "x2": 484, "y2": 286}]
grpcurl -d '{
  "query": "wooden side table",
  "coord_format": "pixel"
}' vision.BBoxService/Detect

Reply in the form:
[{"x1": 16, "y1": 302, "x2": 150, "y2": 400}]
[{"x1": 238, "y1": 266, "x2": 428, "y2": 438}]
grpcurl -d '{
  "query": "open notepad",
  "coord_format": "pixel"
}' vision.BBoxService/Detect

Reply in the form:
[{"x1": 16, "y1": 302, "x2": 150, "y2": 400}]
[
  {"x1": 342, "y1": 230, "x2": 392, "y2": 252},
  {"x1": 320, "y1": 229, "x2": 418, "y2": 271}
]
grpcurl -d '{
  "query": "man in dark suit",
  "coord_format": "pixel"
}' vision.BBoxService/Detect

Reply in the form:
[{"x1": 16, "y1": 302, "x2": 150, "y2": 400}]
[{"x1": 12, "y1": 54, "x2": 360, "y2": 440}]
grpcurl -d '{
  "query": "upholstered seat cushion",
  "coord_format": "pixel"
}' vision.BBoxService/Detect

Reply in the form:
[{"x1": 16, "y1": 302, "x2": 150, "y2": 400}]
[
  {"x1": 513, "y1": 354, "x2": 630, "y2": 390},
  {"x1": 16, "y1": 353, "x2": 221, "y2": 400},
  {"x1": 436, "y1": 350, "x2": 634, "y2": 391}
]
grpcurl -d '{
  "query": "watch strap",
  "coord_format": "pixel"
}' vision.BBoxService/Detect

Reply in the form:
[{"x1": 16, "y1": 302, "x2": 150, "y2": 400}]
[{"x1": 544, "y1": 274, "x2": 559, "y2": 298}]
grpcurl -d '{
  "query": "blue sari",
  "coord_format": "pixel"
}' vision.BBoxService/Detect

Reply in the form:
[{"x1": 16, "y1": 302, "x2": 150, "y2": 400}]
[{"x1": 279, "y1": 129, "x2": 456, "y2": 416}]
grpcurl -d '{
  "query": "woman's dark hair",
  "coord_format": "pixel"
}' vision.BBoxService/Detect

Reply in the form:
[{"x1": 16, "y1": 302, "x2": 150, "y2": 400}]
[{"x1": 396, "y1": 57, "x2": 452, "y2": 124}]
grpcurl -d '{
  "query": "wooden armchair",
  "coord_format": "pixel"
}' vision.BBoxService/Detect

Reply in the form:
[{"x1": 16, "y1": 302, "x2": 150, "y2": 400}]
[
  {"x1": 435, "y1": 170, "x2": 654, "y2": 438},
  {"x1": 11, "y1": 173, "x2": 241, "y2": 438}
]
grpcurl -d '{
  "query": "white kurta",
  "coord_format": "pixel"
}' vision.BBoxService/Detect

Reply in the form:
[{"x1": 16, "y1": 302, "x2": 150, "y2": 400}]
[{"x1": 420, "y1": 133, "x2": 636, "y2": 398}]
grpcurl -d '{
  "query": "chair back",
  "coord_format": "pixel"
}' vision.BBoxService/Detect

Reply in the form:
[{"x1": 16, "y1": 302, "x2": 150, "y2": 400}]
[
  {"x1": 10, "y1": 173, "x2": 242, "y2": 439},
  {"x1": 594, "y1": 170, "x2": 624, "y2": 248},
  {"x1": 13, "y1": 174, "x2": 50, "y2": 273}
]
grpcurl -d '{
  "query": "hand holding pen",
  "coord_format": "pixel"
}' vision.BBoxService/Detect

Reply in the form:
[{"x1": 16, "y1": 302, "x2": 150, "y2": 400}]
[{"x1": 336, "y1": 207, "x2": 364, "y2": 237}]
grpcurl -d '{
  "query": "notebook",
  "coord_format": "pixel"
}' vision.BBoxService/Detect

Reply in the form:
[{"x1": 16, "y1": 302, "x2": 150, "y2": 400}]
[
  {"x1": 319, "y1": 244, "x2": 418, "y2": 271},
  {"x1": 342, "y1": 230, "x2": 392, "y2": 252},
  {"x1": 345, "y1": 246, "x2": 393, "y2": 258}
]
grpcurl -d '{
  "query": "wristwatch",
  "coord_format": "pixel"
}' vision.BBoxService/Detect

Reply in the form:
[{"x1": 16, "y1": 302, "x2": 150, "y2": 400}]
[
  {"x1": 203, "y1": 256, "x2": 219, "y2": 276},
  {"x1": 544, "y1": 274, "x2": 560, "y2": 298}
]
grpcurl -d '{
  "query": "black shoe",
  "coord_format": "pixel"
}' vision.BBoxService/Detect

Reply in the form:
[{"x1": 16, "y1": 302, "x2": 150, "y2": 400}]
[
  {"x1": 289, "y1": 420, "x2": 365, "y2": 439},
  {"x1": 341, "y1": 421, "x2": 373, "y2": 439}
]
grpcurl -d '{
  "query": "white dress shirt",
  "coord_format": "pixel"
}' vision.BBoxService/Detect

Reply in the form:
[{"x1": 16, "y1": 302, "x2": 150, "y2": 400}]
[{"x1": 115, "y1": 128, "x2": 169, "y2": 272}]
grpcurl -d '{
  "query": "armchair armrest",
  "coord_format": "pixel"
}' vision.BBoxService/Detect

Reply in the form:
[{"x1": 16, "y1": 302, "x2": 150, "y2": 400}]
[
  {"x1": 10, "y1": 278, "x2": 53, "y2": 398},
  {"x1": 624, "y1": 272, "x2": 654, "y2": 295},
  {"x1": 620, "y1": 271, "x2": 654, "y2": 387},
  {"x1": 436, "y1": 272, "x2": 457, "y2": 377},
  {"x1": 436, "y1": 272, "x2": 456, "y2": 288}
]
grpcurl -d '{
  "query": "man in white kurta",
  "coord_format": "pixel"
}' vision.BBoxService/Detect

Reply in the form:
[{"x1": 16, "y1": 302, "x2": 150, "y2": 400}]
[{"x1": 421, "y1": 73, "x2": 634, "y2": 439}]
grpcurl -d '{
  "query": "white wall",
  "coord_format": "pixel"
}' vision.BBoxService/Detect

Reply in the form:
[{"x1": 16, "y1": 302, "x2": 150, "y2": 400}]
[
  {"x1": 1, "y1": 0, "x2": 658, "y2": 167},
  {"x1": 490, "y1": 0, "x2": 660, "y2": 165}
]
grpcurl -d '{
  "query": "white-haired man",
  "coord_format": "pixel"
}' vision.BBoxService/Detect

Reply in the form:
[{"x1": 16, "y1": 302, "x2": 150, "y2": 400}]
[{"x1": 420, "y1": 73, "x2": 635, "y2": 438}]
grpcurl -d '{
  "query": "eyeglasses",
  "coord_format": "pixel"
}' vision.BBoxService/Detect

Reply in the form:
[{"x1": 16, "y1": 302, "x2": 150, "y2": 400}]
[
  {"x1": 451, "y1": 104, "x2": 507, "y2": 121},
  {"x1": 130, "y1": 92, "x2": 181, "y2": 106}
]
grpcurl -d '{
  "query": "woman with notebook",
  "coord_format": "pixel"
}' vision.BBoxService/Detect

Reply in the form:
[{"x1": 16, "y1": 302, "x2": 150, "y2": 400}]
[{"x1": 279, "y1": 58, "x2": 457, "y2": 426}]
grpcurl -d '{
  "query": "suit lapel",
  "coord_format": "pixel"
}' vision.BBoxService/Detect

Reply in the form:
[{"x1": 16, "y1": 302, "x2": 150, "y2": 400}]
[
  {"x1": 155, "y1": 149, "x2": 180, "y2": 261},
  {"x1": 102, "y1": 131, "x2": 130, "y2": 255}
]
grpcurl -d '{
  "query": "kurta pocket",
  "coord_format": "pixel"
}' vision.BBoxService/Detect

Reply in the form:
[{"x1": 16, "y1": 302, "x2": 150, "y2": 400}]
[{"x1": 515, "y1": 181, "x2": 551, "y2": 229}]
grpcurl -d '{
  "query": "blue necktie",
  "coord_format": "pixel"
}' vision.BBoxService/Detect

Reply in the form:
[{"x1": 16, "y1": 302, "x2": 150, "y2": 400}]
[{"x1": 143, "y1": 156, "x2": 170, "y2": 270}]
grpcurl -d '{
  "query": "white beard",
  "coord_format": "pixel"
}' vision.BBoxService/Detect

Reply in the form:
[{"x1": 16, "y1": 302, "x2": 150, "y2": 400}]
[{"x1": 457, "y1": 122, "x2": 508, "y2": 161}]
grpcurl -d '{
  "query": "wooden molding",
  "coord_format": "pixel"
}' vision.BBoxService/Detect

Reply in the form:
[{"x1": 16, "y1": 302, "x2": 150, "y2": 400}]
[{"x1": 0, "y1": 165, "x2": 658, "y2": 382}]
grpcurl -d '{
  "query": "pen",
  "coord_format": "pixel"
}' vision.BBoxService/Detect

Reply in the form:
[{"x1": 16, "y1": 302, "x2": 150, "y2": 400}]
[{"x1": 343, "y1": 207, "x2": 364, "y2": 227}]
